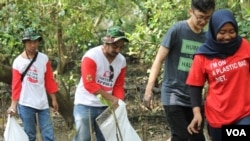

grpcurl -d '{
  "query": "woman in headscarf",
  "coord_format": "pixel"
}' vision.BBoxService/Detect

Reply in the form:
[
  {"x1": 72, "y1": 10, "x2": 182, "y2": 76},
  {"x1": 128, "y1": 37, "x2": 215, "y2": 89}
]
[{"x1": 186, "y1": 9, "x2": 250, "y2": 141}]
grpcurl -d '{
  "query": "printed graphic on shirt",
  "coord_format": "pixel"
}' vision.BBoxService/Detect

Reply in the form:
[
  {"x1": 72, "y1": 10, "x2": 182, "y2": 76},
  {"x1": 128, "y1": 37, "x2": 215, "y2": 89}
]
[
  {"x1": 178, "y1": 39, "x2": 202, "y2": 72},
  {"x1": 26, "y1": 66, "x2": 38, "y2": 83},
  {"x1": 210, "y1": 59, "x2": 247, "y2": 83},
  {"x1": 97, "y1": 70, "x2": 113, "y2": 91},
  {"x1": 86, "y1": 74, "x2": 93, "y2": 82}
]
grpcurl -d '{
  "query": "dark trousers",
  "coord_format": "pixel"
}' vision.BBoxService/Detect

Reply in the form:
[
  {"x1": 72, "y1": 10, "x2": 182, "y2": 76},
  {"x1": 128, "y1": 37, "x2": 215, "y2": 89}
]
[
  {"x1": 164, "y1": 105, "x2": 205, "y2": 141},
  {"x1": 207, "y1": 125, "x2": 221, "y2": 141}
]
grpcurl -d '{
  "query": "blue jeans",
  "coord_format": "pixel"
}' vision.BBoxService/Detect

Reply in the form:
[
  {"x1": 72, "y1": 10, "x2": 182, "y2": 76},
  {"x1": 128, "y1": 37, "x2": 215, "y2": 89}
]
[
  {"x1": 73, "y1": 104, "x2": 107, "y2": 141},
  {"x1": 18, "y1": 105, "x2": 55, "y2": 141},
  {"x1": 164, "y1": 105, "x2": 205, "y2": 141}
]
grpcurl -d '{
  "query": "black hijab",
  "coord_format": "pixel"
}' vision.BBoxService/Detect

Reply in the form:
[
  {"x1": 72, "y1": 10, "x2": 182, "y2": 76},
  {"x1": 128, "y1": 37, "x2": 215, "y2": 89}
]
[{"x1": 196, "y1": 9, "x2": 242, "y2": 58}]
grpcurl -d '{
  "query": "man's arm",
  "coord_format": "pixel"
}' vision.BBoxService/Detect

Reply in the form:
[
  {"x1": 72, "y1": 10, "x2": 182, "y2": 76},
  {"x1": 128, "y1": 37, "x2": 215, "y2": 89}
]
[{"x1": 143, "y1": 46, "x2": 169, "y2": 109}]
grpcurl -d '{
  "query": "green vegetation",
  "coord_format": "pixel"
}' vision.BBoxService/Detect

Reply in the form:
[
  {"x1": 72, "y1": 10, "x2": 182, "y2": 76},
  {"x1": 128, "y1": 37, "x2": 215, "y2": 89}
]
[
  {"x1": 0, "y1": 1, "x2": 249, "y2": 85},
  {"x1": 0, "y1": 0, "x2": 249, "y2": 114}
]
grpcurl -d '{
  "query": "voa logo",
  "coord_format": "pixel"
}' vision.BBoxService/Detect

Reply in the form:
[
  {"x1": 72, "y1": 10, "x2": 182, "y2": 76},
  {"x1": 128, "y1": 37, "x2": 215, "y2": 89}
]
[{"x1": 226, "y1": 129, "x2": 246, "y2": 136}]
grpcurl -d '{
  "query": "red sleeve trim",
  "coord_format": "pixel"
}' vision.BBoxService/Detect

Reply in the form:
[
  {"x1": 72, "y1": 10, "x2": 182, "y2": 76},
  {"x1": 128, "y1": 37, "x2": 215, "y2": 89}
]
[
  {"x1": 45, "y1": 61, "x2": 59, "y2": 94},
  {"x1": 112, "y1": 67, "x2": 126, "y2": 100},
  {"x1": 82, "y1": 57, "x2": 101, "y2": 94},
  {"x1": 12, "y1": 69, "x2": 22, "y2": 100},
  {"x1": 186, "y1": 55, "x2": 206, "y2": 86}
]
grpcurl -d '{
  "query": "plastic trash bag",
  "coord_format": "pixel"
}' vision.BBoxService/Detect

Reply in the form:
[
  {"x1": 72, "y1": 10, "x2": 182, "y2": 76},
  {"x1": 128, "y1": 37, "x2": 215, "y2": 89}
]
[
  {"x1": 96, "y1": 100, "x2": 141, "y2": 141},
  {"x1": 4, "y1": 114, "x2": 29, "y2": 141}
]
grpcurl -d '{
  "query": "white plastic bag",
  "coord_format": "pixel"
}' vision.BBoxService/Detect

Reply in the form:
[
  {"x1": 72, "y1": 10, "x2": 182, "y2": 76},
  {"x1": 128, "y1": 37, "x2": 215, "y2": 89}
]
[
  {"x1": 96, "y1": 100, "x2": 141, "y2": 141},
  {"x1": 4, "y1": 114, "x2": 29, "y2": 141}
]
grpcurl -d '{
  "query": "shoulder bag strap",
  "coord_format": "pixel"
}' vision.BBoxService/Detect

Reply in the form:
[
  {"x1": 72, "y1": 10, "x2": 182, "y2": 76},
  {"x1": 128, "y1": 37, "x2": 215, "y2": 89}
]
[{"x1": 21, "y1": 52, "x2": 38, "y2": 82}]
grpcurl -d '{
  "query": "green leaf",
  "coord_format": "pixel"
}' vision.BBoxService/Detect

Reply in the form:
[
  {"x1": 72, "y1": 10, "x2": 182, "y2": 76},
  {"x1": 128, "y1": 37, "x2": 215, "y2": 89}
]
[{"x1": 97, "y1": 94, "x2": 112, "y2": 107}]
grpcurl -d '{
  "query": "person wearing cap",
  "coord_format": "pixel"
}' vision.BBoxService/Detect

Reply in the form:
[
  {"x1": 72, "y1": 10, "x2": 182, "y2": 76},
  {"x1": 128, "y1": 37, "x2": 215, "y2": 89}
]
[
  {"x1": 7, "y1": 27, "x2": 59, "y2": 141},
  {"x1": 73, "y1": 26, "x2": 129, "y2": 141}
]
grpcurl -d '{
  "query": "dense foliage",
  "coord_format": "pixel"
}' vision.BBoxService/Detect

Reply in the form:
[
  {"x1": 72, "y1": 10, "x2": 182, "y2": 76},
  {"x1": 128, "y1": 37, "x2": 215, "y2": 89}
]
[{"x1": 0, "y1": 0, "x2": 249, "y2": 89}]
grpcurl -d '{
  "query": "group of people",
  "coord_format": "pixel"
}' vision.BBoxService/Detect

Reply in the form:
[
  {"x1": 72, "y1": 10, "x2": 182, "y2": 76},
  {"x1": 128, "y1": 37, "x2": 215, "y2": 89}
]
[
  {"x1": 6, "y1": 0, "x2": 250, "y2": 141},
  {"x1": 144, "y1": 0, "x2": 250, "y2": 141},
  {"x1": 7, "y1": 25, "x2": 129, "y2": 141}
]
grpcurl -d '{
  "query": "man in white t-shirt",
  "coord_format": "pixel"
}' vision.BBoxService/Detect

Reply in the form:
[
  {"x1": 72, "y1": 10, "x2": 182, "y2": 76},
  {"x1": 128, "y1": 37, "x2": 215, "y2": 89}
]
[
  {"x1": 73, "y1": 26, "x2": 129, "y2": 141},
  {"x1": 7, "y1": 27, "x2": 59, "y2": 141}
]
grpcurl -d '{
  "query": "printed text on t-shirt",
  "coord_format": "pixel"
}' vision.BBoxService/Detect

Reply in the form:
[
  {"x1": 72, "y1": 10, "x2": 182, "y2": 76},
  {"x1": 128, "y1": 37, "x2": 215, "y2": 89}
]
[{"x1": 210, "y1": 60, "x2": 247, "y2": 82}]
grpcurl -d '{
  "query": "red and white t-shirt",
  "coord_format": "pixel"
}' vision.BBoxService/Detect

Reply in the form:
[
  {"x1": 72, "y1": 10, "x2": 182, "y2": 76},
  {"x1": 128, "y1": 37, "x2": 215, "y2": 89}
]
[
  {"x1": 12, "y1": 52, "x2": 58, "y2": 110},
  {"x1": 186, "y1": 39, "x2": 250, "y2": 128},
  {"x1": 74, "y1": 46, "x2": 126, "y2": 107}
]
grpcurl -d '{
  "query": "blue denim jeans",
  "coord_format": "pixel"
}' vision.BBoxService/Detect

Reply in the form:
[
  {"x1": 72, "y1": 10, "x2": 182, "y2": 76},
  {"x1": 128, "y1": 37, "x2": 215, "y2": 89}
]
[
  {"x1": 18, "y1": 104, "x2": 55, "y2": 141},
  {"x1": 73, "y1": 104, "x2": 107, "y2": 141},
  {"x1": 235, "y1": 115, "x2": 250, "y2": 125}
]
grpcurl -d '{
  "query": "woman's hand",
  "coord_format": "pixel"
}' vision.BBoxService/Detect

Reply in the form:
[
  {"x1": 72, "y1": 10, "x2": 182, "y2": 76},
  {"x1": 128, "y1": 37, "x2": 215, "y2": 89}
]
[{"x1": 187, "y1": 107, "x2": 203, "y2": 134}]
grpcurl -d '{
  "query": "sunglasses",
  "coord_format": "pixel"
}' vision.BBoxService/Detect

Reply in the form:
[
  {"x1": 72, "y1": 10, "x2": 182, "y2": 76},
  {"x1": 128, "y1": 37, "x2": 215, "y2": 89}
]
[
  {"x1": 108, "y1": 42, "x2": 128, "y2": 49},
  {"x1": 109, "y1": 65, "x2": 114, "y2": 80}
]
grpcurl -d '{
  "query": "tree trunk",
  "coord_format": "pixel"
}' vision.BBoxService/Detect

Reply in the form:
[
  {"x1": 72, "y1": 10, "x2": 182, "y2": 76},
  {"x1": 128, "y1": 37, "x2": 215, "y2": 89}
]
[
  {"x1": 0, "y1": 63, "x2": 74, "y2": 129},
  {"x1": 0, "y1": 64, "x2": 12, "y2": 84}
]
